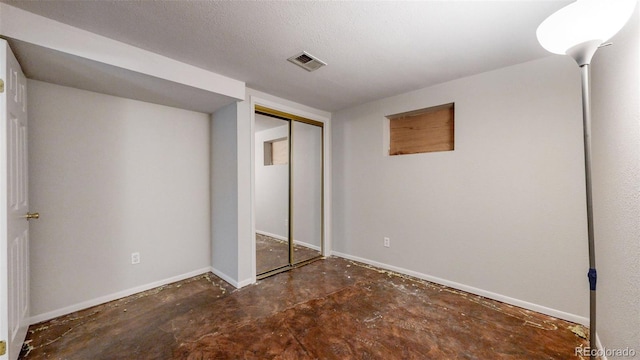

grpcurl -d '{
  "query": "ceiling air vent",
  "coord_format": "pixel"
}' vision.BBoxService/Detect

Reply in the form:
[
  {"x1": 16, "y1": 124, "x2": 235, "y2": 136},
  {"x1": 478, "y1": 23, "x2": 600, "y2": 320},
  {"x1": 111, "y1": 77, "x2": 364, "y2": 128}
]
[{"x1": 287, "y1": 51, "x2": 327, "y2": 72}]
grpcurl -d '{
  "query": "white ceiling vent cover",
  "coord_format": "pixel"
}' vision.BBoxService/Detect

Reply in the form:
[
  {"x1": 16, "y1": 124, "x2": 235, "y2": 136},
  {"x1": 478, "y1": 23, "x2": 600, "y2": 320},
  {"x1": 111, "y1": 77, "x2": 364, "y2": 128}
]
[{"x1": 287, "y1": 51, "x2": 327, "y2": 72}]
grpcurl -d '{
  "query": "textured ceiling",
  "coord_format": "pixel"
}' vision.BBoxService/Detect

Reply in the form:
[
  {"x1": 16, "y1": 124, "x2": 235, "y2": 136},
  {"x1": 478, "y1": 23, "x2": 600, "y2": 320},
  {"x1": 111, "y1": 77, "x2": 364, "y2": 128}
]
[{"x1": 3, "y1": 0, "x2": 570, "y2": 112}]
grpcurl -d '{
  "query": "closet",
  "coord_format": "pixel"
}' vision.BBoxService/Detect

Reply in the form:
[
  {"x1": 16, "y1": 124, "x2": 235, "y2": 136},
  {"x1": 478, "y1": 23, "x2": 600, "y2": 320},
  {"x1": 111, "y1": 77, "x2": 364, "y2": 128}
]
[{"x1": 254, "y1": 106, "x2": 323, "y2": 278}]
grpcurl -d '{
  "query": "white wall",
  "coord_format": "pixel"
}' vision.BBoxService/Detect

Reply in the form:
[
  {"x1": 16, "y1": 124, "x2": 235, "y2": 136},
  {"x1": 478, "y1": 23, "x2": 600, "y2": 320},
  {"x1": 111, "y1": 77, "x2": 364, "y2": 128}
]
[
  {"x1": 210, "y1": 103, "x2": 240, "y2": 284},
  {"x1": 332, "y1": 55, "x2": 589, "y2": 322},
  {"x1": 255, "y1": 125, "x2": 289, "y2": 238},
  {"x1": 591, "y1": 8, "x2": 639, "y2": 357},
  {"x1": 236, "y1": 96, "x2": 254, "y2": 284},
  {"x1": 28, "y1": 80, "x2": 211, "y2": 319}
]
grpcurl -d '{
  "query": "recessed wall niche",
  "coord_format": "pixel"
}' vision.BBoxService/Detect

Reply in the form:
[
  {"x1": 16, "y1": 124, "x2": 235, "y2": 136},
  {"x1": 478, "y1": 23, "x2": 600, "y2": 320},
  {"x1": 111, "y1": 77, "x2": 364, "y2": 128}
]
[
  {"x1": 264, "y1": 138, "x2": 288, "y2": 166},
  {"x1": 387, "y1": 103, "x2": 454, "y2": 156}
]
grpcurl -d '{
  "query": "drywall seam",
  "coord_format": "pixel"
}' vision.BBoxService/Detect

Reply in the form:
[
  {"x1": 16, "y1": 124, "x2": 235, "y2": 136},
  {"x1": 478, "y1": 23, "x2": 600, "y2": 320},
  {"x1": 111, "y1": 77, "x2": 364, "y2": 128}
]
[{"x1": 331, "y1": 251, "x2": 588, "y2": 326}]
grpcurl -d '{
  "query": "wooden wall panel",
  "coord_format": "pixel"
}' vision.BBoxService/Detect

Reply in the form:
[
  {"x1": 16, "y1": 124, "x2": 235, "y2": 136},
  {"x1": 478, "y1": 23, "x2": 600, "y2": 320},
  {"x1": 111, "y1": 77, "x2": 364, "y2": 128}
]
[
  {"x1": 388, "y1": 104, "x2": 454, "y2": 155},
  {"x1": 272, "y1": 139, "x2": 289, "y2": 165}
]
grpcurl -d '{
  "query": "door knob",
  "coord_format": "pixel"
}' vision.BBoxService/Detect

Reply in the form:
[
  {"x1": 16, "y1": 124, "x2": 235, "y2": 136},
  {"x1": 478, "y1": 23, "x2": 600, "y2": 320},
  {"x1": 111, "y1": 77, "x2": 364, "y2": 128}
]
[{"x1": 25, "y1": 212, "x2": 39, "y2": 220}]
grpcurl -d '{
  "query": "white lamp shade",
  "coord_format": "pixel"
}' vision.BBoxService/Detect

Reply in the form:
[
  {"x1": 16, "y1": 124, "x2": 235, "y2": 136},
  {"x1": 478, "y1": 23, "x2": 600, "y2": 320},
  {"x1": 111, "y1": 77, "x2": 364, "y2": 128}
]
[{"x1": 537, "y1": 0, "x2": 637, "y2": 55}]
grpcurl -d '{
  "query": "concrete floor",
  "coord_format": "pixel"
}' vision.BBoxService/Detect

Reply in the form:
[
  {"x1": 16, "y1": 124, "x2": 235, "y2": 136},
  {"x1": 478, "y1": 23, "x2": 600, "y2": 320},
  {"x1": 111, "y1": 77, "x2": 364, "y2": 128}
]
[{"x1": 20, "y1": 257, "x2": 588, "y2": 359}]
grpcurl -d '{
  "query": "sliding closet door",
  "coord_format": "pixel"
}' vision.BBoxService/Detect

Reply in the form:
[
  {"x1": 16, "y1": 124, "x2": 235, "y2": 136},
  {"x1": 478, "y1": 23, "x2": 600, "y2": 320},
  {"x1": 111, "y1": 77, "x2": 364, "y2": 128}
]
[
  {"x1": 255, "y1": 106, "x2": 324, "y2": 277},
  {"x1": 254, "y1": 114, "x2": 290, "y2": 274},
  {"x1": 292, "y1": 120, "x2": 323, "y2": 264}
]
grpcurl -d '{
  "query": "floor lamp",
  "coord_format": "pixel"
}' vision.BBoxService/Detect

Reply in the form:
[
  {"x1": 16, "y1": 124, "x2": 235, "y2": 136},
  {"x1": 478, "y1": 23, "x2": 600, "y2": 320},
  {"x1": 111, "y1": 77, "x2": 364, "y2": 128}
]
[{"x1": 536, "y1": 1, "x2": 637, "y2": 358}]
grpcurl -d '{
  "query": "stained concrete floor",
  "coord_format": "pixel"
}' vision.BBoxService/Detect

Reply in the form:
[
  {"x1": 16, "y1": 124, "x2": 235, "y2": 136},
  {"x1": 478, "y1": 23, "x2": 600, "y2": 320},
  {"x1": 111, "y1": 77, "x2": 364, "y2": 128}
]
[
  {"x1": 20, "y1": 257, "x2": 588, "y2": 359},
  {"x1": 256, "y1": 233, "x2": 321, "y2": 274}
]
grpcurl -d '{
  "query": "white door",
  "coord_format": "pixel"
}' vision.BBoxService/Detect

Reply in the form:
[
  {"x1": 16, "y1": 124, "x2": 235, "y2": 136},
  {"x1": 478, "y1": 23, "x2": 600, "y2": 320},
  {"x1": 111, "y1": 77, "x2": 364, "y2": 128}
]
[{"x1": 0, "y1": 39, "x2": 30, "y2": 360}]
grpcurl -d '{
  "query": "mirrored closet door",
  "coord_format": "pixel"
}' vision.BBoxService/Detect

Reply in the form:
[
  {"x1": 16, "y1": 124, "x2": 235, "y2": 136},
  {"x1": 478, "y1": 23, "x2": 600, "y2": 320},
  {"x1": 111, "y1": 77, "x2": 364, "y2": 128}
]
[
  {"x1": 291, "y1": 120, "x2": 323, "y2": 264},
  {"x1": 254, "y1": 107, "x2": 324, "y2": 278},
  {"x1": 254, "y1": 113, "x2": 290, "y2": 275}
]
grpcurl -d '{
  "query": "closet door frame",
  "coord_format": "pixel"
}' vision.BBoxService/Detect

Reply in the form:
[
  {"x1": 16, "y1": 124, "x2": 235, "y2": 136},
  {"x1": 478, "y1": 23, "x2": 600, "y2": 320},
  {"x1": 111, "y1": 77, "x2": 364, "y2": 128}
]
[{"x1": 253, "y1": 104, "x2": 327, "y2": 280}]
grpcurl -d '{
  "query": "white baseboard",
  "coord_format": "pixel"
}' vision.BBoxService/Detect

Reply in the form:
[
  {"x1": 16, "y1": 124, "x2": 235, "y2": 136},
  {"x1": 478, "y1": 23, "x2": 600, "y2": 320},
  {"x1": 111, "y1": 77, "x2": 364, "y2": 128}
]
[
  {"x1": 294, "y1": 240, "x2": 321, "y2": 251},
  {"x1": 210, "y1": 266, "x2": 252, "y2": 289},
  {"x1": 595, "y1": 334, "x2": 607, "y2": 360},
  {"x1": 256, "y1": 230, "x2": 321, "y2": 251},
  {"x1": 256, "y1": 230, "x2": 287, "y2": 242},
  {"x1": 237, "y1": 278, "x2": 254, "y2": 288},
  {"x1": 29, "y1": 267, "x2": 213, "y2": 325},
  {"x1": 29, "y1": 251, "x2": 590, "y2": 338},
  {"x1": 331, "y1": 251, "x2": 588, "y2": 326}
]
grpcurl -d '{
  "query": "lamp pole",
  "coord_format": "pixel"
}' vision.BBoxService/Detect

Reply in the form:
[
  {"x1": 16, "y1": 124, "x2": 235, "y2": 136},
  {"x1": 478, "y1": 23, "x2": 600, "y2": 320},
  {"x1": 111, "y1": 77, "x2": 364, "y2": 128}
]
[
  {"x1": 579, "y1": 62, "x2": 597, "y2": 359},
  {"x1": 537, "y1": 3, "x2": 636, "y2": 357},
  {"x1": 565, "y1": 38, "x2": 601, "y2": 359},
  {"x1": 567, "y1": 38, "x2": 601, "y2": 359}
]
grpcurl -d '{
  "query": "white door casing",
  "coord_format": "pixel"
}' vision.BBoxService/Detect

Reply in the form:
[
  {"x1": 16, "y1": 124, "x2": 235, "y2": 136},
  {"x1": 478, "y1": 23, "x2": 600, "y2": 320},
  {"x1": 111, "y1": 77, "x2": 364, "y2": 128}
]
[{"x1": 0, "y1": 39, "x2": 30, "y2": 360}]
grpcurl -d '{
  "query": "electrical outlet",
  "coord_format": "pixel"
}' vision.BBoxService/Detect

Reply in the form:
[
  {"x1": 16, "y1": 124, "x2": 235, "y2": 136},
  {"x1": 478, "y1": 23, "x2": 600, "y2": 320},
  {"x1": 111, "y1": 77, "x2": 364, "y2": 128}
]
[
  {"x1": 384, "y1": 237, "x2": 390, "y2": 248},
  {"x1": 131, "y1": 252, "x2": 140, "y2": 265}
]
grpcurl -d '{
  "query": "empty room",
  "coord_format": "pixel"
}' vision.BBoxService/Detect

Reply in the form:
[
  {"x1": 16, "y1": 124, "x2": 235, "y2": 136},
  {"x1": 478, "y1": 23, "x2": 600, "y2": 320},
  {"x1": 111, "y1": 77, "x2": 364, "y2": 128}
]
[{"x1": 0, "y1": 1, "x2": 638, "y2": 359}]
